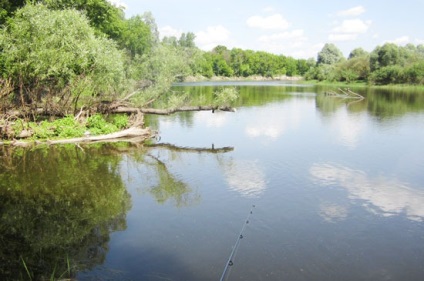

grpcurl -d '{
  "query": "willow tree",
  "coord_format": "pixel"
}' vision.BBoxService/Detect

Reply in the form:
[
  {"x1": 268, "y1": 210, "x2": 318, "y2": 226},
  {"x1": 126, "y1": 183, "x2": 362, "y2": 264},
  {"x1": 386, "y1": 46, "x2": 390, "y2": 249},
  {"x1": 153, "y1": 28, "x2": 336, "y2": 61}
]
[{"x1": 0, "y1": 4, "x2": 126, "y2": 114}]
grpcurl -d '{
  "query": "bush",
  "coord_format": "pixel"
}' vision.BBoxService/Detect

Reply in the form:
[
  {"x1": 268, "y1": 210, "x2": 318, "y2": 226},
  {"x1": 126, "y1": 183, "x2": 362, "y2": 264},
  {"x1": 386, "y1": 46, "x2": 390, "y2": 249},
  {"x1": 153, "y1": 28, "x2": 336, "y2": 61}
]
[
  {"x1": 0, "y1": 4, "x2": 126, "y2": 111},
  {"x1": 370, "y1": 65, "x2": 405, "y2": 84}
]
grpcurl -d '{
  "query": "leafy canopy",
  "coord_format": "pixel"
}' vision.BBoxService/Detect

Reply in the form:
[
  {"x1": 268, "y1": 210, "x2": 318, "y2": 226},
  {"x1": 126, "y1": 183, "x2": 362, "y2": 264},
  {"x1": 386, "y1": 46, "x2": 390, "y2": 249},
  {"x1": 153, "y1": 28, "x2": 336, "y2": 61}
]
[{"x1": 0, "y1": 4, "x2": 125, "y2": 108}]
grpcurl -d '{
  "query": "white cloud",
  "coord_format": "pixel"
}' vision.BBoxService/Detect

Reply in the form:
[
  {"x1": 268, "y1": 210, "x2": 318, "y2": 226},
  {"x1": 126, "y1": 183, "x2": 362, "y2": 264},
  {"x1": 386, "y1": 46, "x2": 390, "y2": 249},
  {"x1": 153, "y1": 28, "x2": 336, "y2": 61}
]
[
  {"x1": 246, "y1": 14, "x2": 290, "y2": 30},
  {"x1": 332, "y1": 19, "x2": 371, "y2": 34},
  {"x1": 257, "y1": 29, "x2": 309, "y2": 56},
  {"x1": 263, "y1": 6, "x2": 276, "y2": 13},
  {"x1": 388, "y1": 36, "x2": 410, "y2": 45},
  {"x1": 329, "y1": 33, "x2": 357, "y2": 41},
  {"x1": 310, "y1": 163, "x2": 424, "y2": 221},
  {"x1": 259, "y1": 29, "x2": 306, "y2": 42},
  {"x1": 329, "y1": 19, "x2": 371, "y2": 42},
  {"x1": 416, "y1": 38, "x2": 424, "y2": 44},
  {"x1": 195, "y1": 25, "x2": 231, "y2": 51},
  {"x1": 159, "y1": 26, "x2": 183, "y2": 39},
  {"x1": 107, "y1": 0, "x2": 127, "y2": 10},
  {"x1": 337, "y1": 6, "x2": 366, "y2": 17}
]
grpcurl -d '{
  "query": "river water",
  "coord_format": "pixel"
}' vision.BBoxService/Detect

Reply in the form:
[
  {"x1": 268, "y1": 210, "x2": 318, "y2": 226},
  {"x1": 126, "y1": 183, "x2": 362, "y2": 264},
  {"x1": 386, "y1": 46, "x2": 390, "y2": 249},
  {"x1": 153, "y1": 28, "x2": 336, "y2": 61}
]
[{"x1": 1, "y1": 81, "x2": 424, "y2": 280}]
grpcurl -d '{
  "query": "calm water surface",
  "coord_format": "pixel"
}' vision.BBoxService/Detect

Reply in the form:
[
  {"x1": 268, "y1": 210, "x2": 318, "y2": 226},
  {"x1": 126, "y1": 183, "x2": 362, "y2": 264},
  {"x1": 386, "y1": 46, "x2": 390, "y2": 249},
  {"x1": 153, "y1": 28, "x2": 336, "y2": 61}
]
[{"x1": 1, "y1": 81, "x2": 424, "y2": 280}]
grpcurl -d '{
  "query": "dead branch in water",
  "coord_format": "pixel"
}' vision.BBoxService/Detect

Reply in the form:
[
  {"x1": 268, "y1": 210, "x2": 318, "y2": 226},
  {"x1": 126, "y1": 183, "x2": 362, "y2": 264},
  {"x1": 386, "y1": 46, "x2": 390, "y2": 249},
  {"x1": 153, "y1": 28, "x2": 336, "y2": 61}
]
[
  {"x1": 112, "y1": 105, "x2": 236, "y2": 115},
  {"x1": 147, "y1": 143, "x2": 234, "y2": 154},
  {"x1": 325, "y1": 88, "x2": 364, "y2": 100}
]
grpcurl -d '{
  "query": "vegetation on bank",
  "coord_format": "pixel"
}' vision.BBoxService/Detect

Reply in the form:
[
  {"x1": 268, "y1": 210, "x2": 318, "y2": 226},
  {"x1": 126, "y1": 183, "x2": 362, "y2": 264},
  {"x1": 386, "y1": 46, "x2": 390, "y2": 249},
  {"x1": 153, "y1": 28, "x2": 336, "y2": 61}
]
[
  {"x1": 304, "y1": 43, "x2": 424, "y2": 85},
  {"x1": 1, "y1": 1, "x2": 423, "y2": 143}
]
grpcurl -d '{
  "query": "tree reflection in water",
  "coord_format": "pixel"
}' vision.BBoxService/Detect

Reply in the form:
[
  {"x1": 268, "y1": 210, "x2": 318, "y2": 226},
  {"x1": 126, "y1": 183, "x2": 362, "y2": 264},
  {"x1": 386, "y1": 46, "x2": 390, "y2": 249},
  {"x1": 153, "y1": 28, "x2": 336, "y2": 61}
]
[{"x1": 0, "y1": 142, "x2": 233, "y2": 280}]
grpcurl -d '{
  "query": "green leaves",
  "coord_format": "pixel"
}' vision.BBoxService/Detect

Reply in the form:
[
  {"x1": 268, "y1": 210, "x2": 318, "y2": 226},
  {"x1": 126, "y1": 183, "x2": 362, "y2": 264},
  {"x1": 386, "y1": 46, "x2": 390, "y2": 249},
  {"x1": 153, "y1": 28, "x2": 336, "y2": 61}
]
[
  {"x1": 317, "y1": 43, "x2": 345, "y2": 65},
  {"x1": 0, "y1": 4, "x2": 125, "y2": 110}
]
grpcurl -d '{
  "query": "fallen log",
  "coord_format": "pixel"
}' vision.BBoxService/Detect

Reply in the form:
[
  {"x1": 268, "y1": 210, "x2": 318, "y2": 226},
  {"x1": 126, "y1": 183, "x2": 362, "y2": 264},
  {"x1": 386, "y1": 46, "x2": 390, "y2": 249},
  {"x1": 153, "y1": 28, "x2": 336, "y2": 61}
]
[
  {"x1": 3, "y1": 127, "x2": 151, "y2": 147},
  {"x1": 112, "y1": 105, "x2": 236, "y2": 115},
  {"x1": 47, "y1": 127, "x2": 151, "y2": 145}
]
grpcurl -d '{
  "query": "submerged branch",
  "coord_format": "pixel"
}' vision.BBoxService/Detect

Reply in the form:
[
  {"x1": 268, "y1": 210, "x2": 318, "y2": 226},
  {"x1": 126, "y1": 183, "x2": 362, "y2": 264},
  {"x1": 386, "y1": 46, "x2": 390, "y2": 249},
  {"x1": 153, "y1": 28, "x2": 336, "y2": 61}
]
[
  {"x1": 325, "y1": 88, "x2": 364, "y2": 100},
  {"x1": 147, "y1": 143, "x2": 234, "y2": 153}
]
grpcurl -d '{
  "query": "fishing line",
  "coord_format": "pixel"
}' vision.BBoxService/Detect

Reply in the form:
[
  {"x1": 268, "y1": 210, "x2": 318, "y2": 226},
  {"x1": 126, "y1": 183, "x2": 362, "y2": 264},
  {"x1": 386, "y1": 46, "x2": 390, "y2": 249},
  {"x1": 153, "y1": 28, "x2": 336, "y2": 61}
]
[{"x1": 220, "y1": 204, "x2": 255, "y2": 281}]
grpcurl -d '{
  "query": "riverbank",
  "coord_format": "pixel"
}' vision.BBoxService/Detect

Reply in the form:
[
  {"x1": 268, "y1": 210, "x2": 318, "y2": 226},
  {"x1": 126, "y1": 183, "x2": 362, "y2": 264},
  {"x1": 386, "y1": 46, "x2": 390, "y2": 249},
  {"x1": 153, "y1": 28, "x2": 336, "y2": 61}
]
[
  {"x1": 0, "y1": 113, "x2": 151, "y2": 147},
  {"x1": 303, "y1": 79, "x2": 424, "y2": 91},
  {"x1": 183, "y1": 75, "x2": 304, "y2": 82}
]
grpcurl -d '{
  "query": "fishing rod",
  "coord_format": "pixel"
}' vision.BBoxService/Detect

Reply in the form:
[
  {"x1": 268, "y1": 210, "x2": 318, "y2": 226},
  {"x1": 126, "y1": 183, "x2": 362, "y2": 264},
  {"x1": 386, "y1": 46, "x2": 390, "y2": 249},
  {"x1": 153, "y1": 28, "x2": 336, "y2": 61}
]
[{"x1": 220, "y1": 205, "x2": 255, "y2": 281}]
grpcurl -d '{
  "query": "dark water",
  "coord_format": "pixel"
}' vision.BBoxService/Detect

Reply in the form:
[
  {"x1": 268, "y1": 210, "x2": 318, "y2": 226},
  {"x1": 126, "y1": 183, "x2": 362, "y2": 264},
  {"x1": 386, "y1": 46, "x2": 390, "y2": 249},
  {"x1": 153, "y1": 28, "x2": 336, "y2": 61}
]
[{"x1": 1, "y1": 82, "x2": 424, "y2": 280}]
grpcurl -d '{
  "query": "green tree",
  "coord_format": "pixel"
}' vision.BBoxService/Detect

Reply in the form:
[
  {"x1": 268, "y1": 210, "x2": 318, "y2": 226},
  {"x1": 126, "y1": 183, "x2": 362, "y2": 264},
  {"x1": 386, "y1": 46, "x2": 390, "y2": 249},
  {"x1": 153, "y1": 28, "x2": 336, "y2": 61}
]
[
  {"x1": 317, "y1": 43, "x2": 345, "y2": 65},
  {"x1": 0, "y1": 0, "x2": 26, "y2": 25},
  {"x1": 178, "y1": 32, "x2": 196, "y2": 48},
  {"x1": 370, "y1": 43, "x2": 401, "y2": 71},
  {"x1": 348, "y1": 47, "x2": 368, "y2": 59},
  {"x1": 42, "y1": 0, "x2": 126, "y2": 40},
  {"x1": 141, "y1": 11, "x2": 160, "y2": 46},
  {"x1": 0, "y1": 4, "x2": 125, "y2": 111},
  {"x1": 120, "y1": 15, "x2": 151, "y2": 57}
]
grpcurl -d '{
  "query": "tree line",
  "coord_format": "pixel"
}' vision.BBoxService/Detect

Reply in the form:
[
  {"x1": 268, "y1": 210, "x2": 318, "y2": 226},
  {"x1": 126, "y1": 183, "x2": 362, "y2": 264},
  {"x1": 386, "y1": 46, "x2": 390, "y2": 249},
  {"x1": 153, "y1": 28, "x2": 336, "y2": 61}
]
[
  {"x1": 305, "y1": 43, "x2": 424, "y2": 85},
  {"x1": 1, "y1": 0, "x2": 423, "y2": 120}
]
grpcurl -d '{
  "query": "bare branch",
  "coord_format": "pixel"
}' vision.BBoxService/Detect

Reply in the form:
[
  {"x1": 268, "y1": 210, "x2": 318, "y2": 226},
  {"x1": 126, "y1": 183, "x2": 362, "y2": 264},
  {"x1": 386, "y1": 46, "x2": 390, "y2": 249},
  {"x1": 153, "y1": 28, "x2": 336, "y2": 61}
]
[{"x1": 112, "y1": 105, "x2": 236, "y2": 115}]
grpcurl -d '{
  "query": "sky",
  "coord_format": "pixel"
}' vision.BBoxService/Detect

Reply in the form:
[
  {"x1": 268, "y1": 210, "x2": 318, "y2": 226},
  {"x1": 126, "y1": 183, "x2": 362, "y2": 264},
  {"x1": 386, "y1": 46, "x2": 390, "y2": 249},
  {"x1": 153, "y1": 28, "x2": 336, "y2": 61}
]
[{"x1": 109, "y1": 0, "x2": 424, "y2": 59}]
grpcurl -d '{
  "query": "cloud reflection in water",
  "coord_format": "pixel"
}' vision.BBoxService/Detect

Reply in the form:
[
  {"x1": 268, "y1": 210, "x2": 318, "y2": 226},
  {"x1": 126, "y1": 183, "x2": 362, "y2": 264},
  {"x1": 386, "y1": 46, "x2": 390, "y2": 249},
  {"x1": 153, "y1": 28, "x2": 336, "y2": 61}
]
[
  {"x1": 223, "y1": 160, "x2": 267, "y2": 198},
  {"x1": 319, "y1": 202, "x2": 348, "y2": 223},
  {"x1": 310, "y1": 163, "x2": 424, "y2": 221}
]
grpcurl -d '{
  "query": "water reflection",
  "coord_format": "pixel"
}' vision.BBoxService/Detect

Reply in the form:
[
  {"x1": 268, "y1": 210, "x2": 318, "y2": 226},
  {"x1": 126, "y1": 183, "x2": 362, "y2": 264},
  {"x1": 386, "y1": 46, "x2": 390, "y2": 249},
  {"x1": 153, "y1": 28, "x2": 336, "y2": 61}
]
[
  {"x1": 196, "y1": 111, "x2": 229, "y2": 128},
  {"x1": 319, "y1": 202, "x2": 348, "y2": 223},
  {"x1": 221, "y1": 159, "x2": 266, "y2": 198},
  {"x1": 327, "y1": 107, "x2": 366, "y2": 149},
  {"x1": 0, "y1": 145, "x2": 131, "y2": 280},
  {"x1": 310, "y1": 163, "x2": 424, "y2": 221},
  {"x1": 0, "y1": 143, "x2": 208, "y2": 279},
  {"x1": 244, "y1": 103, "x2": 303, "y2": 141}
]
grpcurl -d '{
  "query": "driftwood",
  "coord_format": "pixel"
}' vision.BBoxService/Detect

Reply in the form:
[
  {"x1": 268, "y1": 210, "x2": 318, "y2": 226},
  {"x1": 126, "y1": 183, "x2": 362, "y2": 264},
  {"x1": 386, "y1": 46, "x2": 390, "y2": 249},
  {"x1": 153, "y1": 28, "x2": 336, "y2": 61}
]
[
  {"x1": 112, "y1": 105, "x2": 236, "y2": 115},
  {"x1": 4, "y1": 105, "x2": 236, "y2": 119},
  {"x1": 147, "y1": 143, "x2": 234, "y2": 154},
  {"x1": 325, "y1": 88, "x2": 364, "y2": 100},
  {"x1": 3, "y1": 127, "x2": 151, "y2": 147}
]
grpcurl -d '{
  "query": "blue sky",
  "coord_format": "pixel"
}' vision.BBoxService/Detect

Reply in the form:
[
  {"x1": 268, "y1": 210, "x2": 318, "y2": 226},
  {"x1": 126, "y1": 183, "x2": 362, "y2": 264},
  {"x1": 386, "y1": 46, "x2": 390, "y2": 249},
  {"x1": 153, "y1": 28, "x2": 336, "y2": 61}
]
[{"x1": 110, "y1": 0, "x2": 424, "y2": 59}]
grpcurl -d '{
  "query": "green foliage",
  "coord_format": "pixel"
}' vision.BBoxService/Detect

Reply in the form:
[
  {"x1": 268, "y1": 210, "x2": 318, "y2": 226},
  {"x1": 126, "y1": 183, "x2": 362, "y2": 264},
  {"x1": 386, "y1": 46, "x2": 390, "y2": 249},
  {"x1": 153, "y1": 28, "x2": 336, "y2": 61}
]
[
  {"x1": 42, "y1": 0, "x2": 126, "y2": 40},
  {"x1": 7, "y1": 114, "x2": 128, "y2": 140},
  {"x1": 0, "y1": 4, "x2": 125, "y2": 111},
  {"x1": 128, "y1": 44, "x2": 193, "y2": 105},
  {"x1": 120, "y1": 15, "x2": 152, "y2": 57},
  {"x1": 213, "y1": 87, "x2": 239, "y2": 106},
  {"x1": 369, "y1": 65, "x2": 405, "y2": 85},
  {"x1": 178, "y1": 32, "x2": 196, "y2": 48},
  {"x1": 86, "y1": 114, "x2": 118, "y2": 135},
  {"x1": 349, "y1": 48, "x2": 368, "y2": 59},
  {"x1": 112, "y1": 114, "x2": 129, "y2": 129},
  {"x1": 0, "y1": 0, "x2": 25, "y2": 25},
  {"x1": 306, "y1": 42, "x2": 424, "y2": 85},
  {"x1": 317, "y1": 43, "x2": 345, "y2": 65},
  {"x1": 191, "y1": 47, "x2": 306, "y2": 78}
]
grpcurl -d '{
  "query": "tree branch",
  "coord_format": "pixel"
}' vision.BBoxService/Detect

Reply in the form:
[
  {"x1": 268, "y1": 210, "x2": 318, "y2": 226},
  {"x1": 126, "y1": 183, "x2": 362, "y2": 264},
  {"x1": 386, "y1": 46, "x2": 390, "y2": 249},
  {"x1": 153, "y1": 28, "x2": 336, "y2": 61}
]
[
  {"x1": 112, "y1": 105, "x2": 236, "y2": 115},
  {"x1": 147, "y1": 143, "x2": 234, "y2": 153}
]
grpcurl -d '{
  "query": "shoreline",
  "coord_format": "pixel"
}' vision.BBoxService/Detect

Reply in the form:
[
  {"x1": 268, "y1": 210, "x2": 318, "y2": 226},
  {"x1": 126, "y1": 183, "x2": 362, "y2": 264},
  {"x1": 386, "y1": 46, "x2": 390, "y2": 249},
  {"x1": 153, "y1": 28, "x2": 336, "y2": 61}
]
[{"x1": 183, "y1": 75, "x2": 304, "y2": 82}]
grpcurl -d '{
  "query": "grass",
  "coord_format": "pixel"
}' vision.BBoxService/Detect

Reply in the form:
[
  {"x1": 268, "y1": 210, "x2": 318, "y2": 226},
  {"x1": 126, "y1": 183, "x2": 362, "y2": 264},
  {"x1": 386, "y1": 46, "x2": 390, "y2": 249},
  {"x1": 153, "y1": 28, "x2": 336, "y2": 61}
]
[
  {"x1": 3, "y1": 113, "x2": 129, "y2": 141},
  {"x1": 20, "y1": 255, "x2": 73, "y2": 281},
  {"x1": 302, "y1": 79, "x2": 424, "y2": 91}
]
